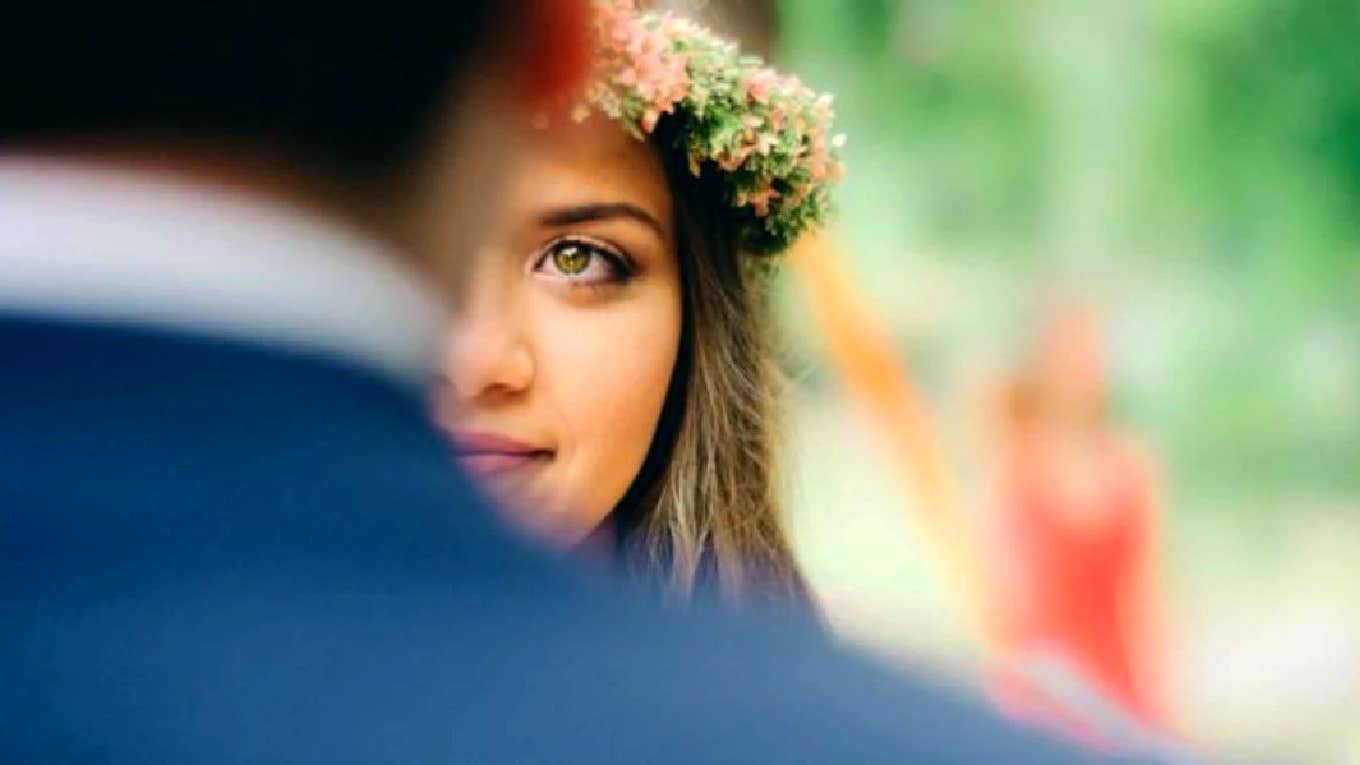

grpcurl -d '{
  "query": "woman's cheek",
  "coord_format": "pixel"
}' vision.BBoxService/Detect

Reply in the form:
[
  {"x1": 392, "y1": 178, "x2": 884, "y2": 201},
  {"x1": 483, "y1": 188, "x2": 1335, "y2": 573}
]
[{"x1": 538, "y1": 289, "x2": 680, "y2": 524}]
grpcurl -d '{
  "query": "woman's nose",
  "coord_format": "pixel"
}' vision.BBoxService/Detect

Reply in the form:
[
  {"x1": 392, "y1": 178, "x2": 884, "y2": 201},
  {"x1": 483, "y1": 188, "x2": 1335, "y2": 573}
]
[{"x1": 442, "y1": 280, "x2": 535, "y2": 406}]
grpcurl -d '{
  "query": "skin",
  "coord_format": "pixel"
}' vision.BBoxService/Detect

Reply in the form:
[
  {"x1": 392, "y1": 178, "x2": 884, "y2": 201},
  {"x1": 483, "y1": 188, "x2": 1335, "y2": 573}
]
[
  {"x1": 434, "y1": 116, "x2": 683, "y2": 546},
  {"x1": 399, "y1": 0, "x2": 594, "y2": 298}
]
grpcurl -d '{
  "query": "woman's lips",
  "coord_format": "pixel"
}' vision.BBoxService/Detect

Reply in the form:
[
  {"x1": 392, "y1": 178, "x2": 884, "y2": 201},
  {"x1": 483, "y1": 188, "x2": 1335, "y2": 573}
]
[
  {"x1": 448, "y1": 430, "x2": 553, "y2": 478},
  {"x1": 457, "y1": 451, "x2": 551, "y2": 477}
]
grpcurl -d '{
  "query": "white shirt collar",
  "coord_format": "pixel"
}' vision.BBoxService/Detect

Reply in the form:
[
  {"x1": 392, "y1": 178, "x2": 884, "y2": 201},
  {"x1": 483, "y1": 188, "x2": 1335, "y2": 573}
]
[{"x1": 0, "y1": 159, "x2": 448, "y2": 389}]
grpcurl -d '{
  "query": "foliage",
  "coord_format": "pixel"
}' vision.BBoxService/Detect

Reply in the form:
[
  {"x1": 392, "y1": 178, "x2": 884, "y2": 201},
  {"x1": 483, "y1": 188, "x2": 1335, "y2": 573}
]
[{"x1": 776, "y1": 0, "x2": 1360, "y2": 497}]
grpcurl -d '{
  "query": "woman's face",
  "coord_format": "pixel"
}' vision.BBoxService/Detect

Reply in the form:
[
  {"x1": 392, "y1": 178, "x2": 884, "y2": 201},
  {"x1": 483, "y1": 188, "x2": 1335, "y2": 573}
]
[{"x1": 434, "y1": 116, "x2": 682, "y2": 546}]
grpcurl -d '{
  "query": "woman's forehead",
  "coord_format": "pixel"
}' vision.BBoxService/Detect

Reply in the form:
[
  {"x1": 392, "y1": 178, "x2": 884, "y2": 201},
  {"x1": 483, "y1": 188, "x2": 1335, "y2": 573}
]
[{"x1": 513, "y1": 116, "x2": 672, "y2": 223}]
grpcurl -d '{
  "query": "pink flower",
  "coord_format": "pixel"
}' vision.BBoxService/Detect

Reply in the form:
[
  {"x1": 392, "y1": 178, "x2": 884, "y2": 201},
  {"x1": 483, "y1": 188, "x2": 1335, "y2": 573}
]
[
  {"x1": 815, "y1": 93, "x2": 835, "y2": 118},
  {"x1": 747, "y1": 185, "x2": 781, "y2": 217},
  {"x1": 746, "y1": 69, "x2": 778, "y2": 104},
  {"x1": 663, "y1": 16, "x2": 698, "y2": 37},
  {"x1": 718, "y1": 153, "x2": 745, "y2": 172}
]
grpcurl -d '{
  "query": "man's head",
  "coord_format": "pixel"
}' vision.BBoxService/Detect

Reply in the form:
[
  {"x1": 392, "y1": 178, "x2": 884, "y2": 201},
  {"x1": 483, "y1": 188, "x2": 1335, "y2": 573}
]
[{"x1": 1, "y1": 2, "x2": 591, "y2": 292}]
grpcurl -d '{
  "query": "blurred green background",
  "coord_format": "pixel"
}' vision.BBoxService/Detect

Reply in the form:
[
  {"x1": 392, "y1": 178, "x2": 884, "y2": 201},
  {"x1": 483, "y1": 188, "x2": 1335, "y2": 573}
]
[{"x1": 676, "y1": 0, "x2": 1360, "y2": 761}]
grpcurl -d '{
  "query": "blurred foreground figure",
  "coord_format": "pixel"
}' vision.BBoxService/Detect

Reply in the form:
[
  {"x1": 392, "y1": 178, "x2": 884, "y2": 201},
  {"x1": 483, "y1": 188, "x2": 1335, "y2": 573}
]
[
  {"x1": 984, "y1": 305, "x2": 1172, "y2": 740},
  {"x1": 1, "y1": 2, "x2": 1146, "y2": 761}
]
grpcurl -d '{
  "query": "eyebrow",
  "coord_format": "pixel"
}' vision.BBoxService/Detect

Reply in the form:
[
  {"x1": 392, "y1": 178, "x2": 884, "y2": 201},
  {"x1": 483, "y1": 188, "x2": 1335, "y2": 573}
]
[{"x1": 537, "y1": 202, "x2": 668, "y2": 242}]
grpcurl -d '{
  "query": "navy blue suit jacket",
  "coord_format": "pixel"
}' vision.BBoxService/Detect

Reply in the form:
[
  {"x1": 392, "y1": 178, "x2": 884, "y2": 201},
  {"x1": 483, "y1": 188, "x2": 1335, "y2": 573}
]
[{"x1": 1, "y1": 317, "x2": 1130, "y2": 763}]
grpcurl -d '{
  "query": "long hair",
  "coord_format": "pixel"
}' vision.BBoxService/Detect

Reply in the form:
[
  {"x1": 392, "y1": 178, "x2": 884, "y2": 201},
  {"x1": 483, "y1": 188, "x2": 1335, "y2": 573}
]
[{"x1": 612, "y1": 116, "x2": 814, "y2": 611}]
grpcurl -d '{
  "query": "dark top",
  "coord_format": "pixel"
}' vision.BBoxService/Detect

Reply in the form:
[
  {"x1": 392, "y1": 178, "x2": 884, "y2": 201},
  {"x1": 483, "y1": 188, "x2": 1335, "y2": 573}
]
[{"x1": 0, "y1": 316, "x2": 1147, "y2": 763}]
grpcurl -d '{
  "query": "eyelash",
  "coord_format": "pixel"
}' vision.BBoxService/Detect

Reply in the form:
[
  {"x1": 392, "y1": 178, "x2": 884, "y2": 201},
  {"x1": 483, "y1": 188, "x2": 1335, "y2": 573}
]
[{"x1": 531, "y1": 236, "x2": 637, "y2": 287}]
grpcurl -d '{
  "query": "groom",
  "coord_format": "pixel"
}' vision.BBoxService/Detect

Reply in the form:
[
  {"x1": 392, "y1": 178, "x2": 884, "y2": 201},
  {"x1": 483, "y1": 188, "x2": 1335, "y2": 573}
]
[{"x1": 0, "y1": 3, "x2": 1144, "y2": 762}]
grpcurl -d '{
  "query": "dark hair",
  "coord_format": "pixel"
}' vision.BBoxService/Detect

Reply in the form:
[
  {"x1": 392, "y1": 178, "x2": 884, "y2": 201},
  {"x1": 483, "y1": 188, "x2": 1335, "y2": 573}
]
[
  {"x1": 2, "y1": 4, "x2": 507, "y2": 186},
  {"x1": 613, "y1": 115, "x2": 815, "y2": 614}
]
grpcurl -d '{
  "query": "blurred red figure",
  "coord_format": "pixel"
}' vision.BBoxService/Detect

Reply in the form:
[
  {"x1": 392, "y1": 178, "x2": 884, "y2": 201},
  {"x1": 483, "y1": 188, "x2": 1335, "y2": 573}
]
[
  {"x1": 984, "y1": 305, "x2": 1170, "y2": 739},
  {"x1": 790, "y1": 237, "x2": 1173, "y2": 747}
]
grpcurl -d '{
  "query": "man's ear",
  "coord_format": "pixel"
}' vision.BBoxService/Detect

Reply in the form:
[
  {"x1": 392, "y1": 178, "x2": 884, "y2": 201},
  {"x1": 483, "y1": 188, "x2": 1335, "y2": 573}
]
[{"x1": 510, "y1": 0, "x2": 593, "y2": 108}]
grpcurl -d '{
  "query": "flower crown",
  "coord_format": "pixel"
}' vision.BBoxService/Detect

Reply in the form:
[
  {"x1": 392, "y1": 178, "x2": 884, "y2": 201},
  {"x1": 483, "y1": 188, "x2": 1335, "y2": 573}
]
[{"x1": 571, "y1": 0, "x2": 846, "y2": 256}]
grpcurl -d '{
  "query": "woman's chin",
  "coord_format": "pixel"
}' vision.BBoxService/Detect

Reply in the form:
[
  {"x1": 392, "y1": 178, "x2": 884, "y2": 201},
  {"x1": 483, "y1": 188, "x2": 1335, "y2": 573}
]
[
  {"x1": 488, "y1": 490, "x2": 603, "y2": 551},
  {"x1": 571, "y1": 519, "x2": 617, "y2": 561}
]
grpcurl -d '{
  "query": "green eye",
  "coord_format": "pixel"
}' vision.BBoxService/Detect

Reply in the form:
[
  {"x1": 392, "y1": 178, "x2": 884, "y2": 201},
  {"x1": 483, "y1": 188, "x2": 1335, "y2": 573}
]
[
  {"x1": 534, "y1": 237, "x2": 635, "y2": 286},
  {"x1": 551, "y1": 243, "x2": 591, "y2": 275}
]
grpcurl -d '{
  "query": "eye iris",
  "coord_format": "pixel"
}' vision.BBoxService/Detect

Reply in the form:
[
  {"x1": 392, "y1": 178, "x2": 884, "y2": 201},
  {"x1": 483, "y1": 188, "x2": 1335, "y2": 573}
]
[{"x1": 552, "y1": 244, "x2": 591, "y2": 275}]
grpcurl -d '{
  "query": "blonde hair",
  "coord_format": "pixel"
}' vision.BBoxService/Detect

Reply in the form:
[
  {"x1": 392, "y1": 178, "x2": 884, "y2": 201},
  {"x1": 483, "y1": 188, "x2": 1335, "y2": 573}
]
[{"x1": 612, "y1": 118, "x2": 813, "y2": 611}]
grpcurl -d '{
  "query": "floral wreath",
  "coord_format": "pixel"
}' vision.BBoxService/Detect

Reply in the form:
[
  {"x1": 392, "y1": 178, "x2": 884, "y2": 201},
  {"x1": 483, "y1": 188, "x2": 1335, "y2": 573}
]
[{"x1": 565, "y1": 0, "x2": 846, "y2": 257}]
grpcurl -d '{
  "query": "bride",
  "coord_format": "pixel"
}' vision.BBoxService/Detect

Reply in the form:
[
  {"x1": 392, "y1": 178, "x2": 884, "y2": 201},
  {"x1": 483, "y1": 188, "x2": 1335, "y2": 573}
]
[{"x1": 434, "y1": 0, "x2": 844, "y2": 611}]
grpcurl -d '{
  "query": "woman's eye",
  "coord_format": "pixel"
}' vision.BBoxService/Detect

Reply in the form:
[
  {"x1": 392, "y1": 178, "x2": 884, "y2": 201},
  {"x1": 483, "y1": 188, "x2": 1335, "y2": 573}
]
[
  {"x1": 534, "y1": 239, "x2": 632, "y2": 285},
  {"x1": 551, "y1": 243, "x2": 592, "y2": 275}
]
